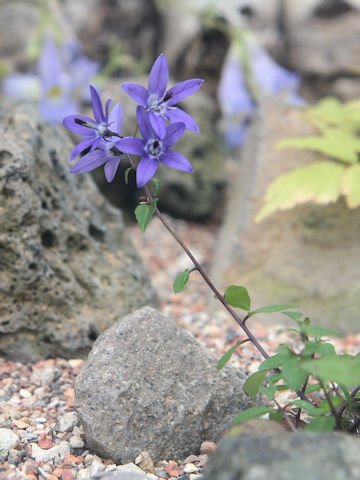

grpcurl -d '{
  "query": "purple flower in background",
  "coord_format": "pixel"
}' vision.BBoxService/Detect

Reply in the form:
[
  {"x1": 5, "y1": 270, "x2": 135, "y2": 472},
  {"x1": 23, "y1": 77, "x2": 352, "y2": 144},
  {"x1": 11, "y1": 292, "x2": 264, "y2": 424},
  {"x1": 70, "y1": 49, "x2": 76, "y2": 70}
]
[
  {"x1": 217, "y1": 52, "x2": 255, "y2": 149},
  {"x1": 121, "y1": 54, "x2": 203, "y2": 136},
  {"x1": 117, "y1": 106, "x2": 193, "y2": 187},
  {"x1": 69, "y1": 102, "x2": 124, "y2": 183},
  {"x1": 63, "y1": 85, "x2": 112, "y2": 161}
]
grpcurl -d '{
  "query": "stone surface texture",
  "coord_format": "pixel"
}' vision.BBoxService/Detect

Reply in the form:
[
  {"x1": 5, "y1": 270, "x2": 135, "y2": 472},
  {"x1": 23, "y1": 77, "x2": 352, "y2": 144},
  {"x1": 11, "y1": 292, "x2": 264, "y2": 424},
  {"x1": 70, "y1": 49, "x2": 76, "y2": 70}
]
[
  {"x1": 204, "y1": 431, "x2": 360, "y2": 480},
  {"x1": 211, "y1": 99, "x2": 360, "y2": 332},
  {"x1": 75, "y1": 306, "x2": 253, "y2": 463},
  {"x1": 0, "y1": 100, "x2": 158, "y2": 361}
]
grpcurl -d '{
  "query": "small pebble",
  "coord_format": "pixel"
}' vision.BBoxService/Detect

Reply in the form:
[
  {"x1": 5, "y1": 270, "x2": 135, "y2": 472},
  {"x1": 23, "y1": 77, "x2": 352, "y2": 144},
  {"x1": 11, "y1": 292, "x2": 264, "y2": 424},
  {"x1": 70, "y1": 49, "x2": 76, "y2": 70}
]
[
  {"x1": 183, "y1": 463, "x2": 198, "y2": 474},
  {"x1": 57, "y1": 413, "x2": 77, "y2": 433},
  {"x1": 200, "y1": 441, "x2": 217, "y2": 456},
  {"x1": 0, "y1": 428, "x2": 19, "y2": 457},
  {"x1": 69, "y1": 435, "x2": 84, "y2": 449}
]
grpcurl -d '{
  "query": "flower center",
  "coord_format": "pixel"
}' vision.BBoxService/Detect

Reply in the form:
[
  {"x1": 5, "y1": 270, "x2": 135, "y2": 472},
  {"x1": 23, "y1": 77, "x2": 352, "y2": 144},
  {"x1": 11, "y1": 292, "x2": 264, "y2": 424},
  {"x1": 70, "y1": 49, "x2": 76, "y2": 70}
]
[
  {"x1": 96, "y1": 123, "x2": 107, "y2": 135},
  {"x1": 145, "y1": 138, "x2": 163, "y2": 159},
  {"x1": 147, "y1": 94, "x2": 165, "y2": 116}
]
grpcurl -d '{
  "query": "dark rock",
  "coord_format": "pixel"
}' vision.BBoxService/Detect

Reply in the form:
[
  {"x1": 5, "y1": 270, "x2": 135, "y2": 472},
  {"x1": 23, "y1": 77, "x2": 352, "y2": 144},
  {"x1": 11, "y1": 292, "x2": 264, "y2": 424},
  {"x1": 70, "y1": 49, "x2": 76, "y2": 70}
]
[
  {"x1": 204, "y1": 431, "x2": 360, "y2": 480},
  {"x1": 75, "y1": 306, "x2": 253, "y2": 463},
  {"x1": 0, "y1": 100, "x2": 158, "y2": 361}
]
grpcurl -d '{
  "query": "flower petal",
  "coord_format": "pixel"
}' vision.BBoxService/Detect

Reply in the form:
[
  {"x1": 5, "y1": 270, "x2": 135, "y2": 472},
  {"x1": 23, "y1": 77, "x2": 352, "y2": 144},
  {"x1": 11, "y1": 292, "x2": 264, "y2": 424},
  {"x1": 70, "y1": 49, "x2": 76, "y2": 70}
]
[
  {"x1": 121, "y1": 83, "x2": 149, "y2": 105},
  {"x1": 149, "y1": 111, "x2": 167, "y2": 139},
  {"x1": 166, "y1": 108, "x2": 199, "y2": 133},
  {"x1": 148, "y1": 54, "x2": 169, "y2": 98},
  {"x1": 104, "y1": 158, "x2": 121, "y2": 182},
  {"x1": 108, "y1": 103, "x2": 123, "y2": 135},
  {"x1": 163, "y1": 122, "x2": 185, "y2": 148},
  {"x1": 160, "y1": 149, "x2": 193, "y2": 172},
  {"x1": 69, "y1": 136, "x2": 96, "y2": 161},
  {"x1": 136, "y1": 106, "x2": 154, "y2": 141},
  {"x1": 136, "y1": 155, "x2": 159, "y2": 187},
  {"x1": 63, "y1": 114, "x2": 96, "y2": 136},
  {"x1": 105, "y1": 98, "x2": 112, "y2": 119},
  {"x1": 166, "y1": 79, "x2": 204, "y2": 106},
  {"x1": 70, "y1": 149, "x2": 107, "y2": 174},
  {"x1": 116, "y1": 136, "x2": 144, "y2": 155},
  {"x1": 90, "y1": 85, "x2": 105, "y2": 123}
]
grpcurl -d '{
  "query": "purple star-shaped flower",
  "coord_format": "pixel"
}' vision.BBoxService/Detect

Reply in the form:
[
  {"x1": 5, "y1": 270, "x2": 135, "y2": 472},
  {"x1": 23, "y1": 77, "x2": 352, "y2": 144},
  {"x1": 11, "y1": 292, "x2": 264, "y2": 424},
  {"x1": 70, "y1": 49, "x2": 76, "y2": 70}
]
[
  {"x1": 69, "y1": 103, "x2": 124, "y2": 183},
  {"x1": 63, "y1": 85, "x2": 111, "y2": 161},
  {"x1": 117, "y1": 106, "x2": 193, "y2": 188},
  {"x1": 121, "y1": 54, "x2": 203, "y2": 137}
]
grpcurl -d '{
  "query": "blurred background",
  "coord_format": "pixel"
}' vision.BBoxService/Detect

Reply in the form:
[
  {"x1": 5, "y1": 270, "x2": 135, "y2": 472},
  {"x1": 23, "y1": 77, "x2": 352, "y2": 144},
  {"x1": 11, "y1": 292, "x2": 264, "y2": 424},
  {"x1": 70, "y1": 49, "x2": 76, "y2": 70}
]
[{"x1": 2, "y1": 0, "x2": 360, "y2": 332}]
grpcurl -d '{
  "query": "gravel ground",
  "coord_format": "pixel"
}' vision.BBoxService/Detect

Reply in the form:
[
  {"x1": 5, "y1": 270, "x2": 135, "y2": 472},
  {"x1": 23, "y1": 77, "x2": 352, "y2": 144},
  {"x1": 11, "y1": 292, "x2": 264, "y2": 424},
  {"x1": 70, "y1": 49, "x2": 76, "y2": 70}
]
[{"x1": 1, "y1": 213, "x2": 359, "y2": 480}]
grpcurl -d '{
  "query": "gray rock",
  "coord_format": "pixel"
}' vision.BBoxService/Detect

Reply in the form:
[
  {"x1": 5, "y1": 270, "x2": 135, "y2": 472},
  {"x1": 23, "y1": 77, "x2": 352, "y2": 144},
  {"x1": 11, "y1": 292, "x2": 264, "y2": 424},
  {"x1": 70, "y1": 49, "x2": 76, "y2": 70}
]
[
  {"x1": 75, "y1": 306, "x2": 253, "y2": 463},
  {"x1": 204, "y1": 431, "x2": 360, "y2": 480},
  {"x1": 0, "y1": 100, "x2": 158, "y2": 361},
  {"x1": 211, "y1": 99, "x2": 360, "y2": 333},
  {"x1": 0, "y1": 428, "x2": 19, "y2": 459}
]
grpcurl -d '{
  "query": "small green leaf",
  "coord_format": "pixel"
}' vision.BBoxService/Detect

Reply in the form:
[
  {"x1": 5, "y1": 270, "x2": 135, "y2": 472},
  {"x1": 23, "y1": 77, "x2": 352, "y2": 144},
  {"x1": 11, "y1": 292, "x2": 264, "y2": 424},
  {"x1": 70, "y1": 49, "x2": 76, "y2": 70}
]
[
  {"x1": 305, "y1": 383, "x2": 321, "y2": 394},
  {"x1": 259, "y1": 349, "x2": 292, "y2": 371},
  {"x1": 317, "y1": 397, "x2": 344, "y2": 414},
  {"x1": 259, "y1": 385, "x2": 276, "y2": 400},
  {"x1": 224, "y1": 285, "x2": 251, "y2": 311},
  {"x1": 151, "y1": 176, "x2": 161, "y2": 196},
  {"x1": 303, "y1": 341, "x2": 336, "y2": 357},
  {"x1": 282, "y1": 311, "x2": 303, "y2": 322},
  {"x1": 338, "y1": 383, "x2": 353, "y2": 417},
  {"x1": 300, "y1": 324, "x2": 341, "y2": 340},
  {"x1": 135, "y1": 198, "x2": 158, "y2": 232},
  {"x1": 269, "y1": 411, "x2": 283, "y2": 423},
  {"x1": 124, "y1": 167, "x2": 132, "y2": 184},
  {"x1": 305, "y1": 416, "x2": 336, "y2": 432},
  {"x1": 173, "y1": 269, "x2": 190, "y2": 294},
  {"x1": 244, "y1": 370, "x2": 267, "y2": 399},
  {"x1": 232, "y1": 406, "x2": 277, "y2": 425},
  {"x1": 282, "y1": 357, "x2": 309, "y2": 391},
  {"x1": 300, "y1": 355, "x2": 360, "y2": 386},
  {"x1": 290, "y1": 399, "x2": 321, "y2": 417},
  {"x1": 216, "y1": 340, "x2": 248, "y2": 370},
  {"x1": 248, "y1": 304, "x2": 298, "y2": 317}
]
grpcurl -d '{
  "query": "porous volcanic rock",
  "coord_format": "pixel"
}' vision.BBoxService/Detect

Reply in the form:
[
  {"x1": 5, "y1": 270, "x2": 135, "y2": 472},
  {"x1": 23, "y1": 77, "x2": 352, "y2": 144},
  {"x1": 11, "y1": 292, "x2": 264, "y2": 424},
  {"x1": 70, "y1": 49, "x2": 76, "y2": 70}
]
[
  {"x1": 0, "y1": 100, "x2": 158, "y2": 361},
  {"x1": 75, "y1": 306, "x2": 253, "y2": 463}
]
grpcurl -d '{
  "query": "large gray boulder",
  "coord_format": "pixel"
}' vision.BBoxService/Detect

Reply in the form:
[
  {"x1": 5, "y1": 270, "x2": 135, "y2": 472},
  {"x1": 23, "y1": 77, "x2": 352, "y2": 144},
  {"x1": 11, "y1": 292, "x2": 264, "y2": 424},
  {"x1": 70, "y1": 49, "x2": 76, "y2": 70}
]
[
  {"x1": 0, "y1": 100, "x2": 158, "y2": 361},
  {"x1": 211, "y1": 99, "x2": 360, "y2": 333},
  {"x1": 204, "y1": 431, "x2": 360, "y2": 480},
  {"x1": 75, "y1": 306, "x2": 253, "y2": 463}
]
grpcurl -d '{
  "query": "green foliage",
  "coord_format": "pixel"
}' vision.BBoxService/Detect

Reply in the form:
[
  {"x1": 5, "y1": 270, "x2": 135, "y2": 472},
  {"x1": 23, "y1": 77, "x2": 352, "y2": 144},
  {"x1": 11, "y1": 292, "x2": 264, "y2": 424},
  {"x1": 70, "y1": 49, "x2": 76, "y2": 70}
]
[
  {"x1": 217, "y1": 339, "x2": 249, "y2": 370},
  {"x1": 135, "y1": 198, "x2": 158, "y2": 232},
  {"x1": 256, "y1": 96, "x2": 360, "y2": 221},
  {"x1": 173, "y1": 269, "x2": 190, "y2": 294},
  {"x1": 248, "y1": 304, "x2": 298, "y2": 317},
  {"x1": 234, "y1": 312, "x2": 360, "y2": 433},
  {"x1": 224, "y1": 285, "x2": 251, "y2": 311}
]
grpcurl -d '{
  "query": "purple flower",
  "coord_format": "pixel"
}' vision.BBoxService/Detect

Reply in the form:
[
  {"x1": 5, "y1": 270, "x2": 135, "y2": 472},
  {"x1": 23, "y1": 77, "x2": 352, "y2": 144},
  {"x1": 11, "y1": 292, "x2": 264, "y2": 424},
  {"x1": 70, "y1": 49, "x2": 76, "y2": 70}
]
[
  {"x1": 121, "y1": 53, "x2": 203, "y2": 136},
  {"x1": 63, "y1": 85, "x2": 112, "y2": 161},
  {"x1": 117, "y1": 106, "x2": 193, "y2": 188},
  {"x1": 69, "y1": 103, "x2": 124, "y2": 183}
]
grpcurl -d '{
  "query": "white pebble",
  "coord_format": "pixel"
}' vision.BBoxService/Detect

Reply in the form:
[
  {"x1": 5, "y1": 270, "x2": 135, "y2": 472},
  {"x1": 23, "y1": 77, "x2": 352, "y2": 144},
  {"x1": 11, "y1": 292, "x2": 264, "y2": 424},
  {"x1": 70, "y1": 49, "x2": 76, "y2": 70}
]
[
  {"x1": 0, "y1": 429, "x2": 19, "y2": 457},
  {"x1": 69, "y1": 435, "x2": 84, "y2": 449},
  {"x1": 19, "y1": 389, "x2": 31, "y2": 398},
  {"x1": 57, "y1": 412, "x2": 77, "y2": 432},
  {"x1": 184, "y1": 463, "x2": 198, "y2": 474}
]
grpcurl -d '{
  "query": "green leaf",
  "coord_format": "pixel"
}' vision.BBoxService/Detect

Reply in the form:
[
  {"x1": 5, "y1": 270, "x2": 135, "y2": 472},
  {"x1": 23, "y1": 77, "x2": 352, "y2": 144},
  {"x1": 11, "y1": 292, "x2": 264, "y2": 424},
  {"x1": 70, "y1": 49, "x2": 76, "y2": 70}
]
[
  {"x1": 151, "y1": 176, "x2": 161, "y2": 196},
  {"x1": 282, "y1": 311, "x2": 303, "y2": 322},
  {"x1": 248, "y1": 304, "x2": 298, "y2": 317},
  {"x1": 135, "y1": 199, "x2": 158, "y2": 232},
  {"x1": 342, "y1": 163, "x2": 360, "y2": 208},
  {"x1": 224, "y1": 285, "x2": 251, "y2": 311},
  {"x1": 300, "y1": 324, "x2": 341, "y2": 340},
  {"x1": 305, "y1": 383, "x2": 321, "y2": 394},
  {"x1": 282, "y1": 357, "x2": 309, "y2": 391},
  {"x1": 303, "y1": 341, "x2": 336, "y2": 357},
  {"x1": 232, "y1": 406, "x2": 277, "y2": 425},
  {"x1": 305, "y1": 416, "x2": 336, "y2": 432},
  {"x1": 217, "y1": 340, "x2": 248, "y2": 370},
  {"x1": 259, "y1": 385, "x2": 277, "y2": 400},
  {"x1": 277, "y1": 129, "x2": 360, "y2": 164},
  {"x1": 124, "y1": 167, "x2": 132, "y2": 184},
  {"x1": 300, "y1": 355, "x2": 360, "y2": 386},
  {"x1": 256, "y1": 162, "x2": 345, "y2": 222},
  {"x1": 338, "y1": 383, "x2": 353, "y2": 418},
  {"x1": 290, "y1": 399, "x2": 322, "y2": 417},
  {"x1": 317, "y1": 397, "x2": 344, "y2": 414},
  {"x1": 173, "y1": 269, "x2": 190, "y2": 294},
  {"x1": 259, "y1": 349, "x2": 292, "y2": 371},
  {"x1": 244, "y1": 370, "x2": 267, "y2": 399},
  {"x1": 269, "y1": 411, "x2": 283, "y2": 423}
]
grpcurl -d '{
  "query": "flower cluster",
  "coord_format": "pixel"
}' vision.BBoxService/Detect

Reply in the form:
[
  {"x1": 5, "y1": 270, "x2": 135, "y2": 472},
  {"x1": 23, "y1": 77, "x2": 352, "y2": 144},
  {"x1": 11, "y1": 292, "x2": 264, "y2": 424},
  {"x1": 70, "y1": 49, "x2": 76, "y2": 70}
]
[
  {"x1": 2, "y1": 36, "x2": 99, "y2": 123},
  {"x1": 63, "y1": 54, "x2": 203, "y2": 188}
]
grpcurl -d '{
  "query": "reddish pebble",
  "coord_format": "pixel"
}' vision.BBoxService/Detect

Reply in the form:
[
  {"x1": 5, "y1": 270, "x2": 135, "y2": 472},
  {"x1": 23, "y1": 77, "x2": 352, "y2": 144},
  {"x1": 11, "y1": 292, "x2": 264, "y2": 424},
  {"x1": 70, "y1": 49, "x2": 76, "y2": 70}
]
[
  {"x1": 61, "y1": 470, "x2": 74, "y2": 480},
  {"x1": 346, "y1": 335, "x2": 358, "y2": 346},
  {"x1": 38, "y1": 434, "x2": 55, "y2": 449},
  {"x1": 64, "y1": 454, "x2": 83, "y2": 465},
  {"x1": 200, "y1": 441, "x2": 217, "y2": 455},
  {"x1": 165, "y1": 460, "x2": 181, "y2": 478}
]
